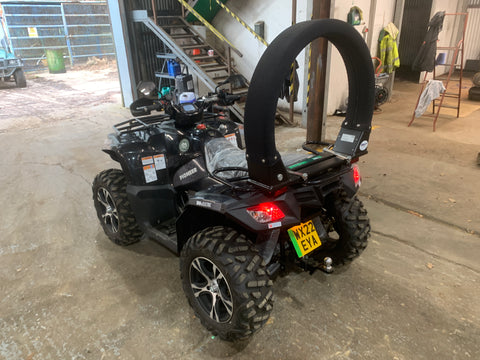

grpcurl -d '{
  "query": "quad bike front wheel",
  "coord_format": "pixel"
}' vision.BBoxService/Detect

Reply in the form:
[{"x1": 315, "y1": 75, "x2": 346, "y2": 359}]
[
  {"x1": 180, "y1": 227, "x2": 273, "y2": 341},
  {"x1": 92, "y1": 169, "x2": 143, "y2": 245}
]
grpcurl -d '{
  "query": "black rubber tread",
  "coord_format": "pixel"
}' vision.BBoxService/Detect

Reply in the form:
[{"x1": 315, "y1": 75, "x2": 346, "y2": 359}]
[
  {"x1": 472, "y1": 72, "x2": 480, "y2": 87},
  {"x1": 14, "y1": 69, "x2": 26, "y2": 88},
  {"x1": 92, "y1": 169, "x2": 143, "y2": 245},
  {"x1": 375, "y1": 85, "x2": 388, "y2": 106},
  {"x1": 468, "y1": 86, "x2": 480, "y2": 101},
  {"x1": 325, "y1": 191, "x2": 370, "y2": 265},
  {"x1": 180, "y1": 226, "x2": 273, "y2": 341}
]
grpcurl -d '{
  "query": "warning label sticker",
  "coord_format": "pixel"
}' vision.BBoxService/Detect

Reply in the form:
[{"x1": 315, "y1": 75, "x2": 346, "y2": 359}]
[
  {"x1": 143, "y1": 164, "x2": 157, "y2": 183},
  {"x1": 224, "y1": 133, "x2": 237, "y2": 147},
  {"x1": 154, "y1": 154, "x2": 166, "y2": 170},
  {"x1": 141, "y1": 156, "x2": 154, "y2": 165},
  {"x1": 28, "y1": 27, "x2": 39, "y2": 38}
]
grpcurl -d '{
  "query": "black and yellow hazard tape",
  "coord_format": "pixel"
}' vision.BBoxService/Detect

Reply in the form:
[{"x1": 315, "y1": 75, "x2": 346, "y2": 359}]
[
  {"x1": 176, "y1": 0, "x2": 240, "y2": 55},
  {"x1": 212, "y1": 0, "x2": 269, "y2": 47}
]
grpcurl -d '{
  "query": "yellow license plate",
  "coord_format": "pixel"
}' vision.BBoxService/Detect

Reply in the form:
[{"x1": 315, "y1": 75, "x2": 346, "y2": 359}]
[{"x1": 287, "y1": 220, "x2": 322, "y2": 258}]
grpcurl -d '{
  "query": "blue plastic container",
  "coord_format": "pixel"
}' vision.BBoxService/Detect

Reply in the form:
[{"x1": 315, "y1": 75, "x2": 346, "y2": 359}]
[
  {"x1": 179, "y1": 92, "x2": 196, "y2": 104},
  {"x1": 167, "y1": 60, "x2": 181, "y2": 77},
  {"x1": 435, "y1": 52, "x2": 446, "y2": 65}
]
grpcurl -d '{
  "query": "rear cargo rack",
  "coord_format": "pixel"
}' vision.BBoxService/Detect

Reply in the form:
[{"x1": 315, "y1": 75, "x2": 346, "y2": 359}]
[{"x1": 288, "y1": 152, "x2": 349, "y2": 183}]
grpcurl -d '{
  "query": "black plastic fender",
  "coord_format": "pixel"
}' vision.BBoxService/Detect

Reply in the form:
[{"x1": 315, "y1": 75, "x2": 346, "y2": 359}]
[
  {"x1": 244, "y1": 19, "x2": 375, "y2": 189},
  {"x1": 175, "y1": 190, "x2": 302, "y2": 255}
]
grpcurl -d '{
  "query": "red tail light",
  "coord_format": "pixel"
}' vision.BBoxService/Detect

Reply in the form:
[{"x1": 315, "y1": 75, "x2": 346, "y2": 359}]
[
  {"x1": 352, "y1": 164, "x2": 361, "y2": 187},
  {"x1": 246, "y1": 203, "x2": 285, "y2": 223}
]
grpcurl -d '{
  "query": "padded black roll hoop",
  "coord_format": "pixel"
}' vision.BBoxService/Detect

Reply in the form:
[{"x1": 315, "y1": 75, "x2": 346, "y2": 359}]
[{"x1": 244, "y1": 19, "x2": 375, "y2": 189}]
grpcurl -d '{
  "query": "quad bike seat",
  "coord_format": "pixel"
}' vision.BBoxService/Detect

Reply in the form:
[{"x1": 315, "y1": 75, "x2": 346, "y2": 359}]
[{"x1": 204, "y1": 137, "x2": 346, "y2": 181}]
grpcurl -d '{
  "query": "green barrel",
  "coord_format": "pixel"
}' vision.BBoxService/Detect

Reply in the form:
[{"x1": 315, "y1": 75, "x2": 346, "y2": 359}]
[{"x1": 45, "y1": 49, "x2": 66, "y2": 74}]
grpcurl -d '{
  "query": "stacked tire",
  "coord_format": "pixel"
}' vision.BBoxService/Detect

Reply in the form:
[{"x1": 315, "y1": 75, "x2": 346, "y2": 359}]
[{"x1": 469, "y1": 72, "x2": 480, "y2": 101}]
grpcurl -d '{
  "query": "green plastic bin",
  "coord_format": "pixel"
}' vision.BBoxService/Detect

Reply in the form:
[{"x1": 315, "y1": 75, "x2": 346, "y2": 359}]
[
  {"x1": 186, "y1": 0, "x2": 228, "y2": 23},
  {"x1": 45, "y1": 49, "x2": 66, "y2": 74}
]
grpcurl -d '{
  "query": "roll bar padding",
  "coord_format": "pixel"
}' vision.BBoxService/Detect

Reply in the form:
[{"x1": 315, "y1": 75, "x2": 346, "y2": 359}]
[{"x1": 244, "y1": 19, "x2": 375, "y2": 188}]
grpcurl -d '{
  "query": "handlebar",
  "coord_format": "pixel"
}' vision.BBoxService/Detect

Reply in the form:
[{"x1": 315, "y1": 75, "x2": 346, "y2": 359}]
[
  {"x1": 223, "y1": 94, "x2": 242, "y2": 104},
  {"x1": 130, "y1": 99, "x2": 164, "y2": 117},
  {"x1": 200, "y1": 91, "x2": 242, "y2": 107},
  {"x1": 142, "y1": 103, "x2": 163, "y2": 112},
  {"x1": 131, "y1": 90, "x2": 241, "y2": 117}
]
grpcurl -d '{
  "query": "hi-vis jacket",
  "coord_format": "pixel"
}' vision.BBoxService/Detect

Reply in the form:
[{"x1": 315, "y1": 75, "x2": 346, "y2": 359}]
[{"x1": 379, "y1": 23, "x2": 400, "y2": 74}]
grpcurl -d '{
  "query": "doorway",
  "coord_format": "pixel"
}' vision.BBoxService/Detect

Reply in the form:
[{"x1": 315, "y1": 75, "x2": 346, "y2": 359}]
[{"x1": 396, "y1": 0, "x2": 433, "y2": 81}]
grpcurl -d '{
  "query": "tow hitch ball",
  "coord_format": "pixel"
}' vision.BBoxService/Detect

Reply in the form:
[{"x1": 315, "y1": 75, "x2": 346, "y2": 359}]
[{"x1": 321, "y1": 257, "x2": 333, "y2": 273}]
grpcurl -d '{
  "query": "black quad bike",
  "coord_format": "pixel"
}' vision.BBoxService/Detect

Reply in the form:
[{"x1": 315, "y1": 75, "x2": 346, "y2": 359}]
[{"x1": 92, "y1": 19, "x2": 374, "y2": 341}]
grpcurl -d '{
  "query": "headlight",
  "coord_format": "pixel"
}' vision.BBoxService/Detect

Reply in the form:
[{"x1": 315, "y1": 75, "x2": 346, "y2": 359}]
[
  {"x1": 178, "y1": 138, "x2": 190, "y2": 152},
  {"x1": 103, "y1": 134, "x2": 118, "y2": 149},
  {"x1": 8, "y1": 59, "x2": 18, "y2": 66}
]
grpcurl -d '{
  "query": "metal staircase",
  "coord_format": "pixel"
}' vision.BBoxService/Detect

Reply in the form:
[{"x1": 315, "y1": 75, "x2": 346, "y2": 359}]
[{"x1": 132, "y1": 10, "x2": 246, "y2": 121}]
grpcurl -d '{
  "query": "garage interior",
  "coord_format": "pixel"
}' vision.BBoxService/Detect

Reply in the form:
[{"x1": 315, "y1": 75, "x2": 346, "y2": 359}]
[{"x1": 1, "y1": 0, "x2": 480, "y2": 358}]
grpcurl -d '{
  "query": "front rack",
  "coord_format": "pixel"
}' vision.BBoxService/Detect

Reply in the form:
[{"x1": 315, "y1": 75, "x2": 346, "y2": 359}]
[
  {"x1": 113, "y1": 114, "x2": 172, "y2": 134},
  {"x1": 113, "y1": 111, "x2": 225, "y2": 135}
]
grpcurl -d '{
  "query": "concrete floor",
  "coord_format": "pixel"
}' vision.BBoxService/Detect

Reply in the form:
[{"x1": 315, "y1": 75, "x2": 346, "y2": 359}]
[{"x1": 0, "y1": 68, "x2": 479, "y2": 359}]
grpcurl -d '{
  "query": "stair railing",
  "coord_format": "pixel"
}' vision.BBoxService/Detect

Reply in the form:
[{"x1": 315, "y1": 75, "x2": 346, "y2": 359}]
[{"x1": 175, "y1": 0, "x2": 243, "y2": 76}]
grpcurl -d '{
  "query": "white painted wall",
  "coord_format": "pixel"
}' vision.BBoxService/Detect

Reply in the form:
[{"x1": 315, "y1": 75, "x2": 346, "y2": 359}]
[
  {"x1": 212, "y1": 0, "x2": 398, "y2": 114},
  {"x1": 328, "y1": 0, "x2": 369, "y2": 114},
  {"x1": 212, "y1": 0, "x2": 309, "y2": 112},
  {"x1": 431, "y1": 0, "x2": 463, "y2": 48},
  {"x1": 328, "y1": 0, "x2": 397, "y2": 114}
]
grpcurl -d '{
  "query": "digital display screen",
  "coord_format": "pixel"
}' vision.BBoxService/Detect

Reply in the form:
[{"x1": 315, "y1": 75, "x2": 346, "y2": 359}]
[{"x1": 182, "y1": 104, "x2": 196, "y2": 112}]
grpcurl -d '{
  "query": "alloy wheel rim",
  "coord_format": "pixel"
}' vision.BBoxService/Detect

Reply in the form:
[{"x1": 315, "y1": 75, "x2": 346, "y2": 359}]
[
  {"x1": 97, "y1": 187, "x2": 119, "y2": 233},
  {"x1": 189, "y1": 257, "x2": 233, "y2": 323}
]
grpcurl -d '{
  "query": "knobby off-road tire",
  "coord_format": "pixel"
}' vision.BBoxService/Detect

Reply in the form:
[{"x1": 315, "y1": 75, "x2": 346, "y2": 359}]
[
  {"x1": 92, "y1": 169, "x2": 143, "y2": 246},
  {"x1": 14, "y1": 69, "x2": 27, "y2": 88},
  {"x1": 472, "y1": 72, "x2": 480, "y2": 87},
  {"x1": 180, "y1": 227, "x2": 273, "y2": 341},
  {"x1": 468, "y1": 86, "x2": 480, "y2": 101},
  {"x1": 325, "y1": 191, "x2": 370, "y2": 265}
]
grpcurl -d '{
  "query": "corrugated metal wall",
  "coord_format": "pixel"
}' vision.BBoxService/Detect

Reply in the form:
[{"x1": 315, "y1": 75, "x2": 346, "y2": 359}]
[
  {"x1": 126, "y1": 0, "x2": 182, "y2": 85},
  {"x1": 398, "y1": 0, "x2": 433, "y2": 67},
  {"x1": 468, "y1": 0, "x2": 480, "y2": 7},
  {"x1": 465, "y1": 7, "x2": 480, "y2": 62},
  {"x1": 1, "y1": 1, "x2": 114, "y2": 68}
]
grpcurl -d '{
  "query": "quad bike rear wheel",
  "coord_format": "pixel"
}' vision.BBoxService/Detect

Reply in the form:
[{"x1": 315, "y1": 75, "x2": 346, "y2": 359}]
[
  {"x1": 180, "y1": 227, "x2": 273, "y2": 341},
  {"x1": 319, "y1": 191, "x2": 370, "y2": 265},
  {"x1": 92, "y1": 169, "x2": 143, "y2": 245}
]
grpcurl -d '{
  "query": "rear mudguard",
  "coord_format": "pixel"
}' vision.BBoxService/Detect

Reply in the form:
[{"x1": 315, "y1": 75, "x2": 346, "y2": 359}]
[
  {"x1": 176, "y1": 191, "x2": 300, "y2": 261},
  {"x1": 176, "y1": 165, "x2": 358, "y2": 259}
]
